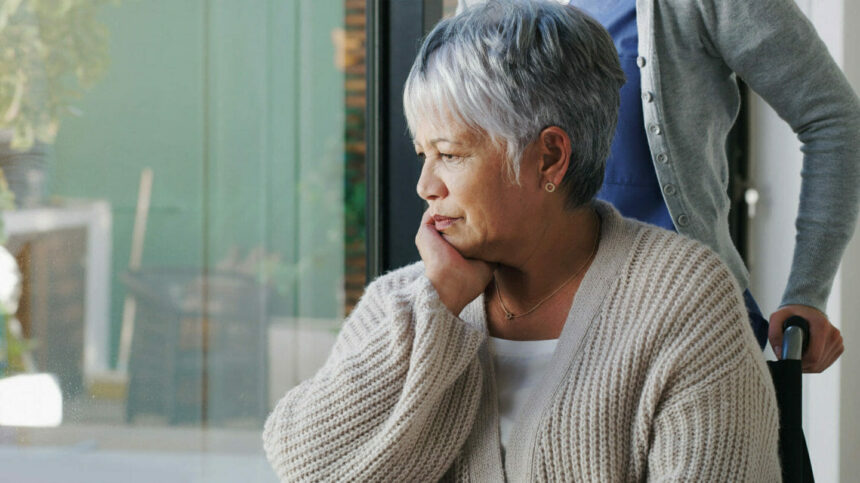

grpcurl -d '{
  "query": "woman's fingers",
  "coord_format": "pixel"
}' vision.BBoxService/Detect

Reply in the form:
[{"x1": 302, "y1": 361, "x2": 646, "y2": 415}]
[
  {"x1": 416, "y1": 209, "x2": 493, "y2": 315},
  {"x1": 815, "y1": 327, "x2": 844, "y2": 372}
]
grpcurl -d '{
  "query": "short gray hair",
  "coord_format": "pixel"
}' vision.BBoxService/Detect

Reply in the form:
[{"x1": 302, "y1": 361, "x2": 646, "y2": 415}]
[{"x1": 403, "y1": 0, "x2": 625, "y2": 208}]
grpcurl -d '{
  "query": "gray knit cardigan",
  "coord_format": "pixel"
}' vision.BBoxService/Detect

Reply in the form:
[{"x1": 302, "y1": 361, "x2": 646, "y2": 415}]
[{"x1": 263, "y1": 203, "x2": 781, "y2": 481}]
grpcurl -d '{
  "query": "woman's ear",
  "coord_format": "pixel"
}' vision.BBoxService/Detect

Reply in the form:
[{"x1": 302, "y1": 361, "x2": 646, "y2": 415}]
[{"x1": 537, "y1": 126, "x2": 572, "y2": 187}]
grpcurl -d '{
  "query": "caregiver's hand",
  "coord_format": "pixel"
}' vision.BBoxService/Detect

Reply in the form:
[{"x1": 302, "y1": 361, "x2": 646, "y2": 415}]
[
  {"x1": 769, "y1": 304, "x2": 843, "y2": 373},
  {"x1": 416, "y1": 209, "x2": 494, "y2": 315}
]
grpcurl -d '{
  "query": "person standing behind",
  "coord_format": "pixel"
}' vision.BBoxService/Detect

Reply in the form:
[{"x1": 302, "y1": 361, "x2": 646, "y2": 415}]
[{"x1": 458, "y1": 0, "x2": 860, "y2": 372}]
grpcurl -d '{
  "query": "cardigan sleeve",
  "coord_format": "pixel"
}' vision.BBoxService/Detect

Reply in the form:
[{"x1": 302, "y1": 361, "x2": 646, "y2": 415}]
[
  {"x1": 697, "y1": 0, "x2": 860, "y2": 311},
  {"x1": 262, "y1": 267, "x2": 486, "y2": 482},
  {"x1": 646, "y1": 251, "x2": 781, "y2": 481},
  {"x1": 648, "y1": 364, "x2": 781, "y2": 482}
]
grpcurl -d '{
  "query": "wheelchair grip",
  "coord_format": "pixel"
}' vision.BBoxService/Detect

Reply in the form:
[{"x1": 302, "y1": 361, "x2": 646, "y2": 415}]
[{"x1": 782, "y1": 316, "x2": 810, "y2": 361}]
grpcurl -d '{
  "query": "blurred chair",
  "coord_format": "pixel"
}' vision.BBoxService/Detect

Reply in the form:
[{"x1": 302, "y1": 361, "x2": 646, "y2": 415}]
[{"x1": 122, "y1": 268, "x2": 268, "y2": 427}]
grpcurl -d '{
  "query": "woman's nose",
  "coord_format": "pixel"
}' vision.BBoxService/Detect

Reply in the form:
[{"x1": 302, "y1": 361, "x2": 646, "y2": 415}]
[{"x1": 416, "y1": 162, "x2": 447, "y2": 201}]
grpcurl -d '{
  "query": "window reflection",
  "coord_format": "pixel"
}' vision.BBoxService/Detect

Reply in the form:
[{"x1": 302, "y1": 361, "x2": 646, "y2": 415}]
[{"x1": 0, "y1": 1, "x2": 367, "y2": 480}]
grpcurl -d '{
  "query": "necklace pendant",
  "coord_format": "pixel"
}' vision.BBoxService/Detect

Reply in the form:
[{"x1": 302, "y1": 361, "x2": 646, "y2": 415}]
[{"x1": 505, "y1": 311, "x2": 514, "y2": 320}]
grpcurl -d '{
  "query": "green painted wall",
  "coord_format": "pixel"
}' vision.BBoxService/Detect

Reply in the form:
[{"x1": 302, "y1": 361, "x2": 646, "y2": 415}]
[{"x1": 51, "y1": 0, "x2": 346, "y2": 367}]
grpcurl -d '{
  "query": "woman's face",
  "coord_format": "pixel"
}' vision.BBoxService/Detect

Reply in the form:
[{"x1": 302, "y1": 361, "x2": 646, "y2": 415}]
[{"x1": 413, "y1": 117, "x2": 543, "y2": 262}]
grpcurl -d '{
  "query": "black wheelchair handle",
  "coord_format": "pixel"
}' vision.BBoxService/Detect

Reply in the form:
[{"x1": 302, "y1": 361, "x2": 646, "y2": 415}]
[{"x1": 782, "y1": 315, "x2": 810, "y2": 361}]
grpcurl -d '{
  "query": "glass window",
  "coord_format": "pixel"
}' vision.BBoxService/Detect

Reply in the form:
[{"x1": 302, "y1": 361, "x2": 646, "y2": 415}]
[
  {"x1": 444, "y1": 0, "x2": 459, "y2": 16},
  {"x1": 0, "y1": 1, "x2": 366, "y2": 480}
]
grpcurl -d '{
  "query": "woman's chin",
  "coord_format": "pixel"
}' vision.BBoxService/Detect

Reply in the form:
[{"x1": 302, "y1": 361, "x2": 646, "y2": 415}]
[{"x1": 444, "y1": 236, "x2": 486, "y2": 261}]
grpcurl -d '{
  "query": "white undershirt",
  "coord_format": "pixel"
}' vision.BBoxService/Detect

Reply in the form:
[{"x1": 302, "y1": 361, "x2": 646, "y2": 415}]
[{"x1": 488, "y1": 336, "x2": 560, "y2": 454}]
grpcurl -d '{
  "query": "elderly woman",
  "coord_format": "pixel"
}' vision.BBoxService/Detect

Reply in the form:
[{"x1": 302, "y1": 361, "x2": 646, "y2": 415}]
[{"x1": 263, "y1": 1, "x2": 779, "y2": 480}]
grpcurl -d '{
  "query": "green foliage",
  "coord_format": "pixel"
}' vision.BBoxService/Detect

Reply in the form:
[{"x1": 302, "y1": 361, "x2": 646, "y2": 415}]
[
  {"x1": 2, "y1": 316, "x2": 38, "y2": 374},
  {"x1": 0, "y1": 169, "x2": 14, "y2": 244},
  {"x1": 0, "y1": 0, "x2": 117, "y2": 150},
  {"x1": 344, "y1": 178, "x2": 365, "y2": 244},
  {"x1": 0, "y1": 167, "x2": 18, "y2": 374}
]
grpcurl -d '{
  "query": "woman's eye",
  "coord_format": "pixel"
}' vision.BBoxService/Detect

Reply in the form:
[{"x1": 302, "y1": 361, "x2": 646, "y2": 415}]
[{"x1": 440, "y1": 153, "x2": 462, "y2": 163}]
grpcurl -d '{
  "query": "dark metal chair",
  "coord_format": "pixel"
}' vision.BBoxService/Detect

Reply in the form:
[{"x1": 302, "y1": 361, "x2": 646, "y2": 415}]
[{"x1": 768, "y1": 316, "x2": 815, "y2": 483}]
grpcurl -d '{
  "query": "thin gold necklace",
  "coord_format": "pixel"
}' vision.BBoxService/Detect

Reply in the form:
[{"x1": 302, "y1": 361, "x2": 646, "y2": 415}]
[{"x1": 494, "y1": 218, "x2": 599, "y2": 320}]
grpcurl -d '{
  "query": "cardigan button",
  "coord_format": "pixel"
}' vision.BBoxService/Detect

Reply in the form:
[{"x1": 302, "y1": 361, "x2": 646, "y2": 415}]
[
  {"x1": 656, "y1": 153, "x2": 668, "y2": 164},
  {"x1": 676, "y1": 214, "x2": 690, "y2": 227},
  {"x1": 642, "y1": 91, "x2": 654, "y2": 102},
  {"x1": 663, "y1": 184, "x2": 677, "y2": 196},
  {"x1": 636, "y1": 56, "x2": 646, "y2": 68},
  {"x1": 648, "y1": 124, "x2": 662, "y2": 135}
]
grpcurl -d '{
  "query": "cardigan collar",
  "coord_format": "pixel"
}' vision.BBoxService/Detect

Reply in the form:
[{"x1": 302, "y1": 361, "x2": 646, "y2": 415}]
[{"x1": 458, "y1": 201, "x2": 642, "y2": 481}]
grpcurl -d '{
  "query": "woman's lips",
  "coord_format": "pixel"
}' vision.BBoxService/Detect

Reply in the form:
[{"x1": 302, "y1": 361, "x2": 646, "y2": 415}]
[{"x1": 432, "y1": 215, "x2": 459, "y2": 231}]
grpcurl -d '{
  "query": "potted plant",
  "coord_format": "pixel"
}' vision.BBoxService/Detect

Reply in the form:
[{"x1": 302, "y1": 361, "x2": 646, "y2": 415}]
[
  {"x1": 0, "y1": 154, "x2": 64, "y2": 429},
  {"x1": 0, "y1": 169, "x2": 27, "y2": 376},
  {"x1": 0, "y1": 0, "x2": 115, "y2": 207}
]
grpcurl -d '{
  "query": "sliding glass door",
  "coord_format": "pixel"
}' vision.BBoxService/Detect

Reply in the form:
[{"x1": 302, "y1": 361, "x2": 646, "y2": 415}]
[{"x1": 0, "y1": 1, "x2": 372, "y2": 480}]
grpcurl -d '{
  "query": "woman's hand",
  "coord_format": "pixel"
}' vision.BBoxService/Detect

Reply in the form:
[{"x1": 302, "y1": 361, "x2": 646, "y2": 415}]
[{"x1": 415, "y1": 209, "x2": 494, "y2": 315}]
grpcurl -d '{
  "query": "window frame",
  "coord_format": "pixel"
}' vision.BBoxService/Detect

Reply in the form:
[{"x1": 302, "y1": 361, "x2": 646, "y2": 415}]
[{"x1": 366, "y1": 0, "x2": 443, "y2": 279}]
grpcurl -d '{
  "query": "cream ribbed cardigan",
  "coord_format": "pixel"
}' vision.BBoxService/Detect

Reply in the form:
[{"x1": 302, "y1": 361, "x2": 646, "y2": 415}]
[{"x1": 263, "y1": 203, "x2": 781, "y2": 482}]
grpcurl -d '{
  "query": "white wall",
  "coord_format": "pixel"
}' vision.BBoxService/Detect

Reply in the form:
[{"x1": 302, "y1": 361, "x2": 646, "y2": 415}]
[
  {"x1": 837, "y1": 0, "x2": 860, "y2": 476},
  {"x1": 748, "y1": 1, "x2": 859, "y2": 481}
]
